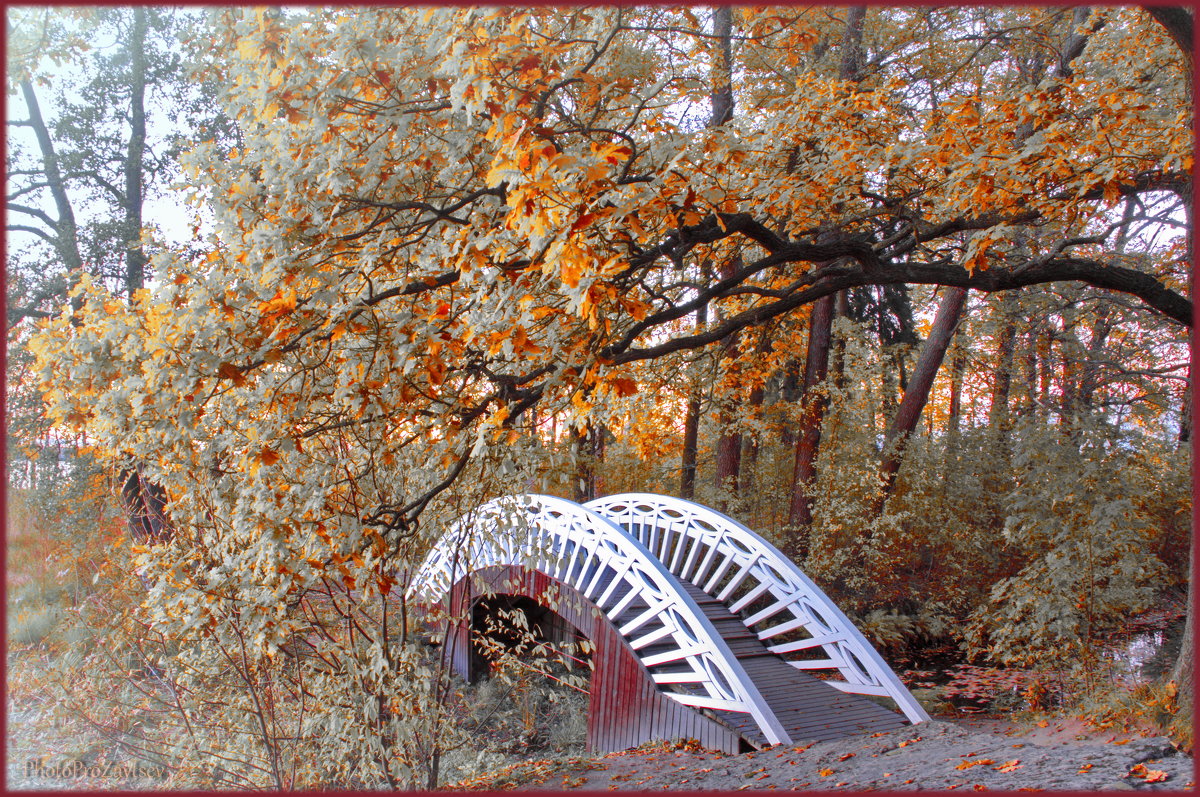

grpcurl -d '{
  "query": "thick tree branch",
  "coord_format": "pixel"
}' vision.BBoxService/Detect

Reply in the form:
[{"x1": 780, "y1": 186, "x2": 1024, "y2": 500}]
[{"x1": 1144, "y1": 6, "x2": 1193, "y2": 58}]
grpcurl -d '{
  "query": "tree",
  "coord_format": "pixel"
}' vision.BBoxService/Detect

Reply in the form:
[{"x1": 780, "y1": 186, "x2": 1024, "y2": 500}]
[{"x1": 30, "y1": 7, "x2": 1193, "y2": 775}]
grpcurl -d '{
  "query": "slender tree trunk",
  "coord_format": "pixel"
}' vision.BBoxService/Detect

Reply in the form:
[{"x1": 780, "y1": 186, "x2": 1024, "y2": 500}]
[
  {"x1": 1079, "y1": 306, "x2": 1113, "y2": 411},
  {"x1": 779, "y1": 359, "x2": 800, "y2": 449},
  {"x1": 571, "y1": 423, "x2": 599, "y2": 503},
  {"x1": 831, "y1": 290, "x2": 850, "y2": 390},
  {"x1": 1169, "y1": 162, "x2": 1193, "y2": 722},
  {"x1": 739, "y1": 327, "x2": 774, "y2": 499},
  {"x1": 680, "y1": 304, "x2": 707, "y2": 499},
  {"x1": 18, "y1": 78, "x2": 84, "y2": 292},
  {"x1": 124, "y1": 8, "x2": 149, "y2": 300},
  {"x1": 990, "y1": 293, "x2": 1018, "y2": 434},
  {"x1": 948, "y1": 337, "x2": 966, "y2": 437},
  {"x1": 1038, "y1": 329, "x2": 1053, "y2": 421},
  {"x1": 788, "y1": 294, "x2": 834, "y2": 537},
  {"x1": 709, "y1": 6, "x2": 740, "y2": 508},
  {"x1": 713, "y1": 262, "x2": 743, "y2": 505},
  {"x1": 879, "y1": 287, "x2": 968, "y2": 498}
]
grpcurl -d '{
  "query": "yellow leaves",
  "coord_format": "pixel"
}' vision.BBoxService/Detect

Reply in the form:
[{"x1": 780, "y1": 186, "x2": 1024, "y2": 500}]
[
  {"x1": 570, "y1": 391, "x2": 592, "y2": 415},
  {"x1": 236, "y1": 37, "x2": 264, "y2": 62},
  {"x1": 560, "y1": 260, "x2": 582, "y2": 288}
]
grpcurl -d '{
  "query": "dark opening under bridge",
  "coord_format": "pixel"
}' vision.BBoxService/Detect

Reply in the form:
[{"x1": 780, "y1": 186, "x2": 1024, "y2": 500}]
[{"x1": 408, "y1": 493, "x2": 930, "y2": 753}]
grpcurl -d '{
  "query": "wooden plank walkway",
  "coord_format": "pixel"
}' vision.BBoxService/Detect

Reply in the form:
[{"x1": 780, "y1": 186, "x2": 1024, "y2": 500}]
[
  {"x1": 448, "y1": 564, "x2": 911, "y2": 752},
  {"x1": 677, "y1": 582, "x2": 910, "y2": 747}
]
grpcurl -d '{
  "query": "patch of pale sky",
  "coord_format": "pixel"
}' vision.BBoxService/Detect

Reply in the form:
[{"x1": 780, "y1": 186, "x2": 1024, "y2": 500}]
[{"x1": 6, "y1": 7, "x2": 210, "y2": 292}]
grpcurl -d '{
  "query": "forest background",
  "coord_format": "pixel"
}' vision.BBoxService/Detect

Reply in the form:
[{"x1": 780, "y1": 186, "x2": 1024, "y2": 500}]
[{"x1": 4, "y1": 5, "x2": 1194, "y2": 790}]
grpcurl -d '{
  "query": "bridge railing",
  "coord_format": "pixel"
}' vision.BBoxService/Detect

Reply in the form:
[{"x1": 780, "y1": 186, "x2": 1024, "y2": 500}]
[
  {"x1": 587, "y1": 493, "x2": 931, "y2": 725},
  {"x1": 408, "y1": 494, "x2": 792, "y2": 744}
]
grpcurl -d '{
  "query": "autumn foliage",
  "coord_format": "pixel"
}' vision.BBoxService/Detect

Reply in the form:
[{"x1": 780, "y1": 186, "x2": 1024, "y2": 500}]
[{"x1": 12, "y1": 5, "x2": 1193, "y2": 787}]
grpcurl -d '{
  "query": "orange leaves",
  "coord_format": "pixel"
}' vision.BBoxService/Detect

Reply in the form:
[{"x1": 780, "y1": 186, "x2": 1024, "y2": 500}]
[
  {"x1": 1127, "y1": 764, "x2": 1168, "y2": 783},
  {"x1": 590, "y1": 140, "x2": 632, "y2": 166},
  {"x1": 486, "y1": 325, "x2": 543, "y2": 357},
  {"x1": 560, "y1": 259, "x2": 583, "y2": 289},
  {"x1": 511, "y1": 325, "x2": 542, "y2": 355},
  {"x1": 954, "y1": 758, "x2": 993, "y2": 770},
  {"x1": 427, "y1": 352, "x2": 446, "y2": 386},
  {"x1": 247, "y1": 445, "x2": 280, "y2": 476},
  {"x1": 993, "y1": 760, "x2": 1022, "y2": 773},
  {"x1": 817, "y1": 768, "x2": 835, "y2": 777},
  {"x1": 216, "y1": 362, "x2": 248, "y2": 387},
  {"x1": 259, "y1": 288, "x2": 298, "y2": 319},
  {"x1": 609, "y1": 377, "x2": 638, "y2": 397}
]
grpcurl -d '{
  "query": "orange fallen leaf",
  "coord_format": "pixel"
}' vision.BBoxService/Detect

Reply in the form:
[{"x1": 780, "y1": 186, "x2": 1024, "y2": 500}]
[
  {"x1": 819, "y1": 768, "x2": 835, "y2": 777},
  {"x1": 994, "y1": 760, "x2": 1022, "y2": 773},
  {"x1": 838, "y1": 753, "x2": 855, "y2": 761},
  {"x1": 955, "y1": 759, "x2": 994, "y2": 770},
  {"x1": 1143, "y1": 771, "x2": 1168, "y2": 783},
  {"x1": 1077, "y1": 763, "x2": 1093, "y2": 773}
]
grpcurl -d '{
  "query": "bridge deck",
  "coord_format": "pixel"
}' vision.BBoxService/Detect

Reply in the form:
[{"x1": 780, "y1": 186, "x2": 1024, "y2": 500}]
[{"x1": 678, "y1": 583, "x2": 910, "y2": 747}]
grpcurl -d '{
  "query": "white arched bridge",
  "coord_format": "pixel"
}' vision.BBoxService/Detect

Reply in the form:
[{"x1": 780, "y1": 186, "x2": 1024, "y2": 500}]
[{"x1": 408, "y1": 493, "x2": 929, "y2": 753}]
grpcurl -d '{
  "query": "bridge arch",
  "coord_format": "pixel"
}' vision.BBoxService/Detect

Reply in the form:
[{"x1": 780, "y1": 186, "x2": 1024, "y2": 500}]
[
  {"x1": 586, "y1": 494, "x2": 930, "y2": 725},
  {"x1": 409, "y1": 493, "x2": 927, "y2": 751}
]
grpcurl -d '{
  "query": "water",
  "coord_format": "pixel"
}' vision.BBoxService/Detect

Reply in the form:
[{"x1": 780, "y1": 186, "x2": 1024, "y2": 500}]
[{"x1": 1104, "y1": 629, "x2": 1166, "y2": 685}]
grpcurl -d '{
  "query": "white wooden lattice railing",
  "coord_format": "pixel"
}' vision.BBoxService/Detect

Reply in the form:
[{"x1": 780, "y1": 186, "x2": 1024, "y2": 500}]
[
  {"x1": 409, "y1": 493, "x2": 929, "y2": 746},
  {"x1": 586, "y1": 494, "x2": 930, "y2": 724},
  {"x1": 408, "y1": 494, "x2": 791, "y2": 744}
]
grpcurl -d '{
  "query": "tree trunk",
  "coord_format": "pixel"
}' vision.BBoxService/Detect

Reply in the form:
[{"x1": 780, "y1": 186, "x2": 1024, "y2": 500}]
[
  {"x1": 18, "y1": 78, "x2": 84, "y2": 288},
  {"x1": 713, "y1": 262, "x2": 743, "y2": 506},
  {"x1": 571, "y1": 423, "x2": 601, "y2": 503},
  {"x1": 738, "y1": 327, "x2": 774, "y2": 499},
  {"x1": 1169, "y1": 156, "x2": 1193, "y2": 721},
  {"x1": 788, "y1": 293, "x2": 834, "y2": 538},
  {"x1": 124, "y1": 7, "x2": 149, "y2": 300},
  {"x1": 879, "y1": 287, "x2": 968, "y2": 497},
  {"x1": 989, "y1": 293, "x2": 1018, "y2": 434},
  {"x1": 680, "y1": 303, "x2": 707, "y2": 498},
  {"x1": 947, "y1": 335, "x2": 966, "y2": 437},
  {"x1": 709, "y1": 6, "x2": 739, "y2": 509}
]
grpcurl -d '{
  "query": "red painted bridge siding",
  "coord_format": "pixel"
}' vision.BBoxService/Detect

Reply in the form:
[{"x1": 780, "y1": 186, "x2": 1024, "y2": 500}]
[{"x1": 447, "y1": 565, "x2": 743, "y2": 754}]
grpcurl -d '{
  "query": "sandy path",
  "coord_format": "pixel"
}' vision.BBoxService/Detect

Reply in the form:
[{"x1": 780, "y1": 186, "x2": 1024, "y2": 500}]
[{"x1": 523, "y1": 719, "x2": 1193, "y2": 792}]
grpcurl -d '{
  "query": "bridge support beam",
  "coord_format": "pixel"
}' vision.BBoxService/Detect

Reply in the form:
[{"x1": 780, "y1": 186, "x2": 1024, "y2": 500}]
[{"x1": 448, "y1": 565, "x2": 745, "y2": 754}]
